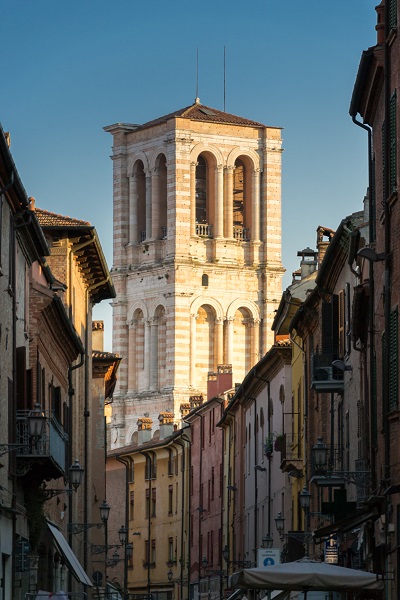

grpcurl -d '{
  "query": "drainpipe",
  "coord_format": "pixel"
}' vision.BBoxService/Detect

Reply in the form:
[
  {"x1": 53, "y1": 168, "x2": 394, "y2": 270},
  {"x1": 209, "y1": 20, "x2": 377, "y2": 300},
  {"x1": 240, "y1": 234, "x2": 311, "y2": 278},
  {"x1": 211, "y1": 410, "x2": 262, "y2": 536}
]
[
  {"x1": 116, "y1": 455, "x2": 132, "y2": 598},
  {"x1": 83, "y1": 290, "x2": 90, "y2": 589},
  {"x1": 67, "y1": 351, "x2": 85, "y2": 591},
  {"x1": 140, "y1": 451, "x2": 152, "y2": 599},
  {"x1": 176, "y1": 432, "x2": 191, "y2": 600}
]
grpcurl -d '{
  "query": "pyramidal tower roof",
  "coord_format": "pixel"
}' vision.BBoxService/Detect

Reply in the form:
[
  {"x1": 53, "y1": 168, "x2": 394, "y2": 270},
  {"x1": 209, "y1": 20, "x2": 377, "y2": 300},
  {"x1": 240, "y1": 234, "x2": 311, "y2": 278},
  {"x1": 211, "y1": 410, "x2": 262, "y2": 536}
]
[{"x1": 106, "y1": 100, "x2": 267, "y2": 134}]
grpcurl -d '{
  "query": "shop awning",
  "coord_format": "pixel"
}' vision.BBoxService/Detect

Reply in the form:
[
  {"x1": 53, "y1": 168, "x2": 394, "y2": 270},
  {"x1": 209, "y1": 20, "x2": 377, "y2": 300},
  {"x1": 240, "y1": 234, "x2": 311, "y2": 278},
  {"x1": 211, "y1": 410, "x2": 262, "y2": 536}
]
[
  {"x1": 313, "y1": 510, "x2": 376, "y2": 544},
  {"x1": 47, "y1": 520, "x2": 93, "y2": 587}
]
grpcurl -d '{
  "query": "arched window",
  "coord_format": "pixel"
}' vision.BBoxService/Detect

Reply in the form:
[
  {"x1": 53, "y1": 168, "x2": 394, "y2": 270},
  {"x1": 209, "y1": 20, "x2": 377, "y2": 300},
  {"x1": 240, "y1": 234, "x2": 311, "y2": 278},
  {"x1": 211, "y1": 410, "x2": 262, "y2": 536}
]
[
  {"x1": 202, "y1": 274, "x2": 209, "y2": 287},
  {"x1": 196, "y1": 155, "x2": 207, "y2": 224},
  {"x1": 155, "y1": 154, "x2": 167, "y2": 240},
  {"x1": 133, "y1": 160, "x2": 146, "y2": 242},
  {"x1": 233, "y1": 157, "x2": 251, "y2": 241}
]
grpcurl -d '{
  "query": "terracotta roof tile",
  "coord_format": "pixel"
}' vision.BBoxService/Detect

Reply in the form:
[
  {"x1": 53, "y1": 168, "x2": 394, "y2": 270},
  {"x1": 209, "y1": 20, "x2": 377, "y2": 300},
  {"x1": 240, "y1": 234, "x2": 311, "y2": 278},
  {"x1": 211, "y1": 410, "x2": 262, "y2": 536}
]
[
  {"x1": 135, "y1": 102, "x2": 266, "y2": 132},
  {"x1": 35, "y1": 208, "x2": 92, "y2": 228}
]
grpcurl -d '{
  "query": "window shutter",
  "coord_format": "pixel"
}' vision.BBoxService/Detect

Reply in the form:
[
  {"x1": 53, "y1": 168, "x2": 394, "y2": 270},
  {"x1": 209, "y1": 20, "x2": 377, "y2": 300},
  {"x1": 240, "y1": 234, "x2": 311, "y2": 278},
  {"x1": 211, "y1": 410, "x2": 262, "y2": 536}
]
[
  {"x1": 382, "y1": 120, "x2": 387, "y2": 202},
  {"x1": 338, "y1": 290, "x2": 345, "y2": 358},
  {"x1": 390, "y1": 91, "x2": 397, "y2": 194},
  {"x1": 389, "y1": 0, "x2": 397, "y2": 29},
  {"x1": 389, "y1": 308, "x2": 398, "y2": 411}
]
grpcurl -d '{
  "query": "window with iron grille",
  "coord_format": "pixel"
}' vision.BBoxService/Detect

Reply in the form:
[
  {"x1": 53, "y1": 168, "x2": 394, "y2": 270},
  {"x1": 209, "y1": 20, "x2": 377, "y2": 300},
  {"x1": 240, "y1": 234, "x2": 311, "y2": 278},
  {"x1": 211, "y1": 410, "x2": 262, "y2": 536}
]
[
  {"x1": 390, "y1": 91, "x2": 397, "y2": 194},
  {"x1": 168, "y1": 485, "x2": 173, "y2": 515},
  {"x1": 389, "y1": 307, "x2": 398, "y2": 411},
  {"x1": 389, "y1": 0, "x2": 397, "y2": 29},
  {"x1": 372, "y1": 354, "x2": 377, "y2": 443},
  {"x1": 130, "y1": 491, "x2": 135, "y2": 520}
]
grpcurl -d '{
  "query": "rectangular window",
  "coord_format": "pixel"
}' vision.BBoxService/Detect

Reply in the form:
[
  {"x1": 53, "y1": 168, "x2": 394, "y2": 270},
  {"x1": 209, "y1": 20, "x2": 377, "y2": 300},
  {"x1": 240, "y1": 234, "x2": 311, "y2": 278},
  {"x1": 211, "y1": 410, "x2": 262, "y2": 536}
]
[
  {"x1": 129, "y1": 460, "x2": 135, "y2": 483},
  {"x1": 389, "y1": 0, "x2": 397, "y2": 29},
  {"x1": 168, "y1": 537, "x2": 174, "y2": 562},
  {"x1": 130, "y1": 491, "x2": 135, "y2": 520},
  {"x1": 211, "y1": 467, "x2": 215, "y2": 500},
  {"x1": 390, "y1": 90, "x2": 397, "y2": 194},
  {"x1": 151, "y1": 488, "x2": 156, "y2": 517},
  {"x1": 207, "y1": 480, "x2": 211, "y2": 511},
  {"x1": 338, "y1": 289, "x2": 345, "y2": 358},
  {"x1": 168, "y1": 485, "x2": 173, "y2": 515},
  {"x1": 190, "y1": 466, "x2": 194, "y2": 496},
  {"x1": 151, "y1": 539, "x2": 156, "y2": 564},
  {"x1": 8, "y1": 213, "x2": 15, "y2": 291},
  {"x1": 168, "y1": 450, "x2": 173, "y2": 476},
  {"x1": 145, "y1": 488, "x2": 150, "y2": 518}
]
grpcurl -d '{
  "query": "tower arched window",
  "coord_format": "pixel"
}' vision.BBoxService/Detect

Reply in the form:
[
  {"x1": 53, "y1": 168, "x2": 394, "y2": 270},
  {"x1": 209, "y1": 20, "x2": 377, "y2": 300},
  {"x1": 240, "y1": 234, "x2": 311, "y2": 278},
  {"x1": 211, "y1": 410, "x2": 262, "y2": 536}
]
[
  {"x1": 196, "y1": 156, "x2": 207, "y2": 224},
  {"x1": 233, "y1": 158, "x2": 250, "y2": 241}
]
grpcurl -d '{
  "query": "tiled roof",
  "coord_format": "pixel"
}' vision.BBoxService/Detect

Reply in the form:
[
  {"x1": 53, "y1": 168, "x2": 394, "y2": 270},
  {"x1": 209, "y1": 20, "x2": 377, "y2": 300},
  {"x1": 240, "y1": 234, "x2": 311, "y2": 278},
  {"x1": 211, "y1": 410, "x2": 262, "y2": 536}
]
[
  {"x1": 92, "y1": 350, "x2": 120, "y2": 360},
  {"x1": 135, "y1": 101, "x2": 266, "y2": 132},
  {"x1": 35, "y1": 208, "x2": 92, "y2": 228}
]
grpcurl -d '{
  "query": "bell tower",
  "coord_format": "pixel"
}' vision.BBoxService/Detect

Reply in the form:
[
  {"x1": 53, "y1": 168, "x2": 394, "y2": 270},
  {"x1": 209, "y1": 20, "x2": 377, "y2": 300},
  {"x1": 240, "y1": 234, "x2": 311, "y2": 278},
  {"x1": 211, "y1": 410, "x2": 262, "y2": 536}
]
[{"x1": 105, "y1": 100, "x2": 284, "y2": 448}]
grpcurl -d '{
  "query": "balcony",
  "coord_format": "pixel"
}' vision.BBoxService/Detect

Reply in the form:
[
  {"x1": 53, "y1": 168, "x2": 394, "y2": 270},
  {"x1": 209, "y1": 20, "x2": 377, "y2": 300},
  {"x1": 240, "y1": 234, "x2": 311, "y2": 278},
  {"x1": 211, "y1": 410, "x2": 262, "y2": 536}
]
[
  {"x1": 311, "y1": 352, "x2": 344, "y2": 392},
  {"x1": 233, "y1": 226, "x2": 250, "y2": 241},
  {"x1": 279, "y1": 433, "x2": 303, "y2": 474},
  {"x1": 14, "y1": 410, "x2": 68, "y2": 480},
  {"x1": 196, "y1": 223, "x2": 213, "y2": 238}
]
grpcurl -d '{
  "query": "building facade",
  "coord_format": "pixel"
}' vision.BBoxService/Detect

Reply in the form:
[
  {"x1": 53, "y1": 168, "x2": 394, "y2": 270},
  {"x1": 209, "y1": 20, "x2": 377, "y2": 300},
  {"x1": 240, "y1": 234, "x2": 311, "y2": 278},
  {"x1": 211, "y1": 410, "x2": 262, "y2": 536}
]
[{"x1": 105, "y1": 100, "x2": 284, "y2": 448}]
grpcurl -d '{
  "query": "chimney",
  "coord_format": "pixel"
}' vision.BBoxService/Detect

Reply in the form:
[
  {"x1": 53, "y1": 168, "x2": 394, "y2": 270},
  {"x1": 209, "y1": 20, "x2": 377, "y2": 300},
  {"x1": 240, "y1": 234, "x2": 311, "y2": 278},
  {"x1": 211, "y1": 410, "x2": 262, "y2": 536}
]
[
  {"x1": 28, "y1": 196, "x2": 36, "y2": 211},
  {"x1": 296, "y1": 247, "x2": 318, "y2": 279},
  {"x1": 376, "y1": 1, "x2": 385, "y2": 45},
  {"x1": 316, "y1": 226, "x2": 335, "y2": 266},
  {"x1": 189, "y1": 395, "x2": 203, "y2": 410},
  {"x1": 92, "y1": 321, "x2": 104, "y2": 351},
  {"x1": 159, "y1": 412, "x2": 174, "y2": 440},
  {"x1": 137, "y1": 417, "x2": 152, "y2": 445},
  {"x1": 207, "y1": 364, "x2": 233, "y2": 400},
  {"x1": 180, "y1": 403, "x2": 191, "y2": 418}
]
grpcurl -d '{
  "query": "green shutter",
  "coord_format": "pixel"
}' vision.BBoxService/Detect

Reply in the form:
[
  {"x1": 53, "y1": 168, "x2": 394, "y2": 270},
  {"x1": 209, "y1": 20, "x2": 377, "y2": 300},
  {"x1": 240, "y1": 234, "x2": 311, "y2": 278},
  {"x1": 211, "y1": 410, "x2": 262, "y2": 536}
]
[
  {"x1": 390, "y1": 91, "x2": 397, "y2": 194},
  {"x1": 389, "y1": 0, "x2": 397, "y2": 30},
  {"x1": 389, "y1": 308, "x2": 398, "y2": 411},
  {"x1": 382, "y1": 120, "x2": 387, "y2": 202},
  {"x1": 372, "y1": 354, "x2": 377, "y2": 443}
]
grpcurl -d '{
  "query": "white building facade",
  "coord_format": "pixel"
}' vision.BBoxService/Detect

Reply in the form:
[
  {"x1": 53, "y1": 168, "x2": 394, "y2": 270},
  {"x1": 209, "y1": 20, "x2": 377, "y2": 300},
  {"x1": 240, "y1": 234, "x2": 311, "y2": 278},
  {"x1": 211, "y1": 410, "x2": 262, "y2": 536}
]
[{"x1": 105, "y1": 100, "x2": 284, "y2": 447}]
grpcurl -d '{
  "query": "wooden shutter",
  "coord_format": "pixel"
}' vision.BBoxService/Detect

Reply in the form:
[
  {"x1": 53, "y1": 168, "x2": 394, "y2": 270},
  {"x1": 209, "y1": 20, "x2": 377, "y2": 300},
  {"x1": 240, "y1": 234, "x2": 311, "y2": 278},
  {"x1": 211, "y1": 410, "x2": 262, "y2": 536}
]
[
  {"x1": 390, "y1": 91, "x2": 397, "y2": 194},
  {"x1": 389, "y1": 308, "x2": 398, "y2": 411}
]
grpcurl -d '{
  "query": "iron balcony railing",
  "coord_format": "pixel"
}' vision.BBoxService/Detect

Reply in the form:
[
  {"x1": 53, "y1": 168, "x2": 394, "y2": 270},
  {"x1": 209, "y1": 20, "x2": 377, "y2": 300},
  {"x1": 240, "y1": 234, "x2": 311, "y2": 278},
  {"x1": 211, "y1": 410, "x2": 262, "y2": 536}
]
[{"x1": 16, "y1": 410, "x2": 68, "y2": 472}]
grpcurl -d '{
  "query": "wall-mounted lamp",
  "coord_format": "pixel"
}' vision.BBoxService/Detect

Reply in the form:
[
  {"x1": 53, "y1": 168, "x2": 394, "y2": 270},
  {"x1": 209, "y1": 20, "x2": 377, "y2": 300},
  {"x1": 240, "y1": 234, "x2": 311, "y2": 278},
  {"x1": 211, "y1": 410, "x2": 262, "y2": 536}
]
[
  {"x1": 274, "y1": 512, "x2": 285, "y2": 538},
  {"x1": 0, "y1": 403, "x2": 46, "y2": 456},
  {"x1": 42, "y1": 459, "x2": 84, "y2": 499},
  {"x1": 357, "y1": 247, "x2": 385, "y2": 262},
  {"x1": 299, "y1": 486, "x2": 311, "y2": 512},
  {"x1": 262, "y1": 534, "x2": 274, "y2": 548}
]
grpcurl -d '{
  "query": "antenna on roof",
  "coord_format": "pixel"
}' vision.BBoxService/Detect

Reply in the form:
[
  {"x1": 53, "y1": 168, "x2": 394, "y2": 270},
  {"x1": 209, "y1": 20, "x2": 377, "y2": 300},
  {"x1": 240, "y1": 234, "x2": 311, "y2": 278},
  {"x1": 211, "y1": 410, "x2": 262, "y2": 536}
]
[
  {"x1": 223, "y1": 46, "x2": 226, "y2": 112},
  {"x1": 195, "y1": 48, "x2": 200, "y2": 104}
]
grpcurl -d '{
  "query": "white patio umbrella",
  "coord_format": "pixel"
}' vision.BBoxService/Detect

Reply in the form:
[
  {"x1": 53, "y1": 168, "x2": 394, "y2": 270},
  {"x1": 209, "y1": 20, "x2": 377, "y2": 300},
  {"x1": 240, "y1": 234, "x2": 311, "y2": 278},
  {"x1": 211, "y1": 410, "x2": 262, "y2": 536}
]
[{"x1": 229, "y1": 558, "x2": 384, "y2": 599}]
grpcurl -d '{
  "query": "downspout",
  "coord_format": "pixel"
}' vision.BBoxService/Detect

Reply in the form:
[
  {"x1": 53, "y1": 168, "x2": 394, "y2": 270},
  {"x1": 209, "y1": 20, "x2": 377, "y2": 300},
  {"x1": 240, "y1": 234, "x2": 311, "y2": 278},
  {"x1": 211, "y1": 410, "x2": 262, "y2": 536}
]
[
  {"x1": 67, "y1": 351, "x2": 85, "y2": 591},
  {"x1": 176, "y1": 433, "x2": 191, "y2": 600},
  {"x1": 140, "y1": 451, "x2": 152, "y2": 599},
  {"x1": 351, "y1": 116, "x2": 375, "y2": 483},
  {"x1": 83, "y1": 289, "x2": 90, "y2": 587},
  {"x1": 252, "y1": 370, "x2": 271, "y2": 539},
  {"x1": 11, "y1": 209, "x2": 17, "y2": 598},
  {"x1": 116, "y1": 454, "x2": 132, "y2": 597}
]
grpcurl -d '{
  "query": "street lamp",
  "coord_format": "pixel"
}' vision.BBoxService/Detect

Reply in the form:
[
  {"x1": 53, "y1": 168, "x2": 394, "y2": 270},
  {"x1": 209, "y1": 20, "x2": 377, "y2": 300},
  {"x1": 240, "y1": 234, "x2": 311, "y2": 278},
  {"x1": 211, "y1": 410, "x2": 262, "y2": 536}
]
[
  {"x1": 312, "y1": 437, "x2": 328, "y2": 471},
  {"x1": 274, "y1": 512, "x2": 285, "y2": 538},
  {"x1": 28, "y1": 403, "x2": 46, "y2": 439},
  {"x1": 118, "y1": 525, "x2": 128, "y2": 545},
  {"x1": 100, "y1": 500, "x2": 111, "y2": 523},
  {"x1": 299, "y1": 486, "x2": 311, "y2": 512},
  {"x1": 262, "y1": 534, "x2": 273, "y2": 549},
  {"x1": 42, "y1": 459, "x2": 84, "y2": 499}
]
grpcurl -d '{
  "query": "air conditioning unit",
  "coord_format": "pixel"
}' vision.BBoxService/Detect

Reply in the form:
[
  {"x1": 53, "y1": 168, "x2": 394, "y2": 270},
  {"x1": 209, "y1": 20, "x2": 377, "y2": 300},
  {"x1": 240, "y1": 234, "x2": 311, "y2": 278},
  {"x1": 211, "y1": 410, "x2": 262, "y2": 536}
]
[{"x1": 314, "y1": 366, "x2": 333, "y2": 381}]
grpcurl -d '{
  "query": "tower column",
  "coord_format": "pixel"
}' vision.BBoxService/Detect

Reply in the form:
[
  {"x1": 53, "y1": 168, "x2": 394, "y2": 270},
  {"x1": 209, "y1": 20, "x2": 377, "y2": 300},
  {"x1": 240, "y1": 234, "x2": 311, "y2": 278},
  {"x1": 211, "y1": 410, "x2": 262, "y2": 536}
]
[
  {"x1": 252, "y1": 168, "x2": 260, "y2": 242},
  {"x1": 251, "y1": 318, "x2": 260, "y2": 367},
  {"x1": 145, "y1": 170, "x2": 152, "y2": 240},
  {"x1": 225, "y1": 317, "x2": 234, "y2": 365},
  {"x1": 215, "y1": 164, "x2": 224, "y2": 238},
  {"x1": 190, "y1": 313, "x2": 198, "y2": 387},
  {"x1": 128, "y1": 320, "x2": 137, "y2": 391},
  {"x1": 225, "y1": 166, "x2": 234, "y2": 238},
  {"x1": 144, "y1": 319, "x2": 151, "y2": 389},
  {"x1": 150, "y1": 317, "x2": 159, "y2": 390},
  {"x1": 151, "y1": 168, "x2": 160, "y2": 239},
  {"x1": 190, "y1": 161, "x2": 197, "y2": 236},
  {"x1": 215, "y1": 317, "x2": 224, "y2": 367},
  {"x1": 129, "y1": 176, "x2": 139, "y2": 244}
]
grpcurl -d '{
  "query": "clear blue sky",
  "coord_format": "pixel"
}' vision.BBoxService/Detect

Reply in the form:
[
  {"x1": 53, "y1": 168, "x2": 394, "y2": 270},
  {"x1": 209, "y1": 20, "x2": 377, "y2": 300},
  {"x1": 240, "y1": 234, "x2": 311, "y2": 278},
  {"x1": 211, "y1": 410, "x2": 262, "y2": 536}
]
[{"x1": 3, "y1": 1, "x2": 377, "y2": 351}]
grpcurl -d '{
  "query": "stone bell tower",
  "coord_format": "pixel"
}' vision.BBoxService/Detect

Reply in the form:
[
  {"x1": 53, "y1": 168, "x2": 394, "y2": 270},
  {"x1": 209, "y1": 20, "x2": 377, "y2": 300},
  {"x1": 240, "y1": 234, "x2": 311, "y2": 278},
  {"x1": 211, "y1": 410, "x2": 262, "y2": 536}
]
[{"x1": 105, "y1": 99, "x2": 284, "y2": 448}]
